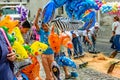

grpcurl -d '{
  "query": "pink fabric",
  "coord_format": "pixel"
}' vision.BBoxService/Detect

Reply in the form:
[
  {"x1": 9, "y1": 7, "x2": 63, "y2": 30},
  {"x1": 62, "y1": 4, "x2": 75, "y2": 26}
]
[
  {"x1": 0, "y1": 28, "x2": 11, "y2": 47},
  {"x1": 32, "y1": 26, "x2": 40, "y2": 41}
]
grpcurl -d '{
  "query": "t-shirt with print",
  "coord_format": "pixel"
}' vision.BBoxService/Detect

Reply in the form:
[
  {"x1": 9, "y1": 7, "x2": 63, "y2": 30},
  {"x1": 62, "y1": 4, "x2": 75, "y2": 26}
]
[{"x1": 38, "y1": 28, "x2": 53, "y2": 54}]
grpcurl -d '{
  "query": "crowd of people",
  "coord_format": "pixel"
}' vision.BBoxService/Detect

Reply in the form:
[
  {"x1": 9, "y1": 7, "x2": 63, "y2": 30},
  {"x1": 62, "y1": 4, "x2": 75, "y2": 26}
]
[{"x1": 0, "y1": 7, "x2": 120, "y2": 80}]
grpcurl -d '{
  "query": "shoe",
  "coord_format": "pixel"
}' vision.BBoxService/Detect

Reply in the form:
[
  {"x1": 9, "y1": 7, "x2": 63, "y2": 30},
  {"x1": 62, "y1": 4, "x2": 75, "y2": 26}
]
[
  {"x1": 78, "y1": 53, "x2": 84, "y2": 57},
  {"x1": 74, "y1": 55, "x2": 78, "y2": 59}
]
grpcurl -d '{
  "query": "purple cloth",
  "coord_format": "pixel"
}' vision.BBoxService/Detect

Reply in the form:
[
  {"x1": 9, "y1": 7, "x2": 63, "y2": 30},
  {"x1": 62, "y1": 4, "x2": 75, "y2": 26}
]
[{"x1": 0, "y1": 31, "x2": 14, "y2": 80}]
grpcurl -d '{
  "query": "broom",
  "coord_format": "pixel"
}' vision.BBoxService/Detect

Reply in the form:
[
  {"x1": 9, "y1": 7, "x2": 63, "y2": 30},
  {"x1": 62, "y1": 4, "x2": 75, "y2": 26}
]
[
  {"x1": 73, "y1": 47, "x2": 88, "y2": 68},
  {"x1": 107, "y1": 61, "x2": 120, "y2": 73}
]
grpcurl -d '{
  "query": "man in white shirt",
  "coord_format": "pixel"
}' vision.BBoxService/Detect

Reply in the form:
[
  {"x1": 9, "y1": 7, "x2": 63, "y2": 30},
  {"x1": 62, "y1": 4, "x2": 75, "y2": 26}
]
[
  {"x1": 87, "y1": 22, "x2": 100, "y2": 53},
  {"x1": 71, "y1": 30, "x2": 84, "y2": 58}
]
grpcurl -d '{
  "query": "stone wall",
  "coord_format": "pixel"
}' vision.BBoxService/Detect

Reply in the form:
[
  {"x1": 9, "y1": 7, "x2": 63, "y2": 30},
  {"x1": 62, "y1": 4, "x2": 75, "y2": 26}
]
[{"x1": 97, "y1": 13, "x2": 114, "y2": 42}]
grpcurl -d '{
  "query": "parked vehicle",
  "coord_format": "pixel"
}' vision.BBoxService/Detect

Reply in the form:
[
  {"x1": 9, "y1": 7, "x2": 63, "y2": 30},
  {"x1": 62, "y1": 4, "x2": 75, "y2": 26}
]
[{"x1": 0, "y1": 6, "x2": 21, "y2": 20}]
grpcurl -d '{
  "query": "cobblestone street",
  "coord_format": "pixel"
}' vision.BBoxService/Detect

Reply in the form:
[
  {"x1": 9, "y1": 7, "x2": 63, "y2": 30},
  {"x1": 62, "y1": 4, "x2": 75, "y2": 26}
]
[{"x1": 39, "y1": 39, "x2": 120, "y2": 80}]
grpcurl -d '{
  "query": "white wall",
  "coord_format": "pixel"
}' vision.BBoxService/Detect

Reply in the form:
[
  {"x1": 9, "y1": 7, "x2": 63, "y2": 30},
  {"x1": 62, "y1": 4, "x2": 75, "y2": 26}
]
[{"x1": 28, "y1": 0, "x2": 49, "y2": 20}]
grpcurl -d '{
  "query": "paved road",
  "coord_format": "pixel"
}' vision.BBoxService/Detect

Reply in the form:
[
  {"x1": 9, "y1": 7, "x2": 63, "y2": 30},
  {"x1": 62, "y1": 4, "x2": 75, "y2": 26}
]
[
  {"x1": 83, "y1": 39, "x2": 114, "y2": 56},
  {"x1": 95, "y1": 40, "x2": 120, "y2": 59}
]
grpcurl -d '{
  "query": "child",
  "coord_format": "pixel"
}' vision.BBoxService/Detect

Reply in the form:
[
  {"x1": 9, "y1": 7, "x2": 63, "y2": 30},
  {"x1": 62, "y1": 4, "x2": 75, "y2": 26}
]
[
  {"x1": 34, "y1": 8, "x2": 54, "y2": 80},
  {"x1": 54, "y1": 45, "x2": 72, "y2": 79},
  {"x1": 20, "y1": 20, "x2": 31, "y2": 44}
]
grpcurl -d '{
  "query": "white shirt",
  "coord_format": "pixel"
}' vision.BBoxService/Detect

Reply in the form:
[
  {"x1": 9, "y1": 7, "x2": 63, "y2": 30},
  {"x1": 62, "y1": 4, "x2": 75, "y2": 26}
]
[
  {"x1": 115, "y1": 21, "x2": 120, "y2": 35},
  {"x1": 73, "y1": 30, "x2": 87, "y2": 36},
  {"x1": 112, "y1": 21, "x2": 119, "y2": 31}
]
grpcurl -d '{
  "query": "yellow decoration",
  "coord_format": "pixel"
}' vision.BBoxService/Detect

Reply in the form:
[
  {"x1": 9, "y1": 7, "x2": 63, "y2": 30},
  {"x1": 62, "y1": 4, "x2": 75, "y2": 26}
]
[
  {"x1": 12, "y1": 41, "x2": 28, "y2": 60},
  {"x1": 11, "y1": 27, "x2": 24, "y2": 44},
  {"x1": 30, "y1": 41, "x2": 48, "y2": 55},
  {"x1": 0, "y1": 16, "x2": 19, "y2": 33}
]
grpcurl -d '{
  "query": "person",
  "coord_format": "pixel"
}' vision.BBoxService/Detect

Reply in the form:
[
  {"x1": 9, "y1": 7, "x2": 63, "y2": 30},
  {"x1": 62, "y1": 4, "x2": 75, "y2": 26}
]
[
  {"x1": 19, "y1": 19, "x2": 42, "y2": 80},
  {"x1": 20, "y1": 20, "x2": 31, "y2": 44},
  {"x1": 0, "y1": 29, "x2": 16, "y2": 80},
  {"x1": 54, "y1": 45, "x2": 72, "y2": 79},
  {"x1": 71, "y1": 32, "x2": 84, "y2": 58},
  {"x1": 87, "y1": 22, "x2": 100, "y2": 53},
  {"x1": 12, "y1": 20, "x2": 32, "y2": 79},
  {"x1": 34, "y1": 8, "x2": 54, "y2": 80},
  {"x1": 54, "y1": 26, "x2": 73, "y2": 79},
  {"x1": 110, "y1": 16, "x2": 119, "y2": 49},
  {"x1": 109, "y1": 16, "x2": 120, "y2": 58},
  {"x1": 72, "y1": 29, "x2": 91, "y2": 58}
]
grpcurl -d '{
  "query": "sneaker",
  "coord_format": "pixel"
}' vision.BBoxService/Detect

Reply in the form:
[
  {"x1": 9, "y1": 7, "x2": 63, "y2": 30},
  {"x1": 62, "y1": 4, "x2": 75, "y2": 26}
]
[
  {"x1": 74, "y1": 55, "x2": 78, "y2": 59},
  {"x1": 78, "y1": 52, "x2": 85, "y2": 57}
]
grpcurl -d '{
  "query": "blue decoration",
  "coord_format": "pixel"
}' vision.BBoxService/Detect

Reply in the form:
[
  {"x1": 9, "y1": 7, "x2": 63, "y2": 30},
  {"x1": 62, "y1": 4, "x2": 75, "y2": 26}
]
[
  {"x1": 42, "y1": 0, "x2": 101, "y2": 23},
  {"x1": 58, "y1": 56, "x2": 77, "y2": 68},
  {"x1": 82, "y1": 11, "x2": 96, "y2": 30},
  {"x1": 52, "y1": 0, "x2": 67, "y2": 8},
  {"x1": 14, "y1": 73, "x2": 29, "y2": 80},
  {"x1": 42, "y1": 1, "x2": 56, "y2": 23}
]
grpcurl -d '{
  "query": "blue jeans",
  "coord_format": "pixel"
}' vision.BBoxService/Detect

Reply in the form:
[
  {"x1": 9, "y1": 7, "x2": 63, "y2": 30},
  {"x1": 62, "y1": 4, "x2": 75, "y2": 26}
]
[
  {"x1": 110, "y1": 36, "x2": 116, "y2": 49},
  {"x1": 72, "y1": 36, "x2": 83, "y2": 56},
  {"x1": 114, "y1": 35, "x2": 120, "y2": 51},
  {"x1": 67, "y1": 48, "x2": 72, "y2": 58},
  {"x1": 87, "y1": 35, "x2": 96, "y2": 51}
]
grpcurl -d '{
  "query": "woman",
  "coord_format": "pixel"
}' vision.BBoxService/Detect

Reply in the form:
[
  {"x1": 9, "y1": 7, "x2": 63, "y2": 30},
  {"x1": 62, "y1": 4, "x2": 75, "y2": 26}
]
[
  {"x1": 0, "y1": 29, "x2": 16, "y2": 80},
  {"x1": 109, "y1": 16, "x2": 120, "y2": 58}
]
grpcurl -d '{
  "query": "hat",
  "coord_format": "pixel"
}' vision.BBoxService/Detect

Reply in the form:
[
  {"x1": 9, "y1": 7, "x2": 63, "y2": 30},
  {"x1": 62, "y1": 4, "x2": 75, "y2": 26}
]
[{"x1": 95, "y1": 22, "x2": 100, "y2": 28}]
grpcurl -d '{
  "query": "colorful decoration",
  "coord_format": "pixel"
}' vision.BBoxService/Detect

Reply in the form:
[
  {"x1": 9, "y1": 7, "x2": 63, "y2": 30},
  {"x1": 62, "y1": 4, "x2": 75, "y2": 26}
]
[
  {"x1": 16, "y1": 5, "x2": 29, "y2": 22},
  {"x1": 31, "y1": 26, "x2": 40, "y2": 41},
  {"x1": 30, "y1": 41, "x2": 48, "y2": 55},
  {"x1": 82, "y1": 11, "x2": 96, "y2": 30},
  {"x1": 48, "y1": 26, "x2": 73, "y2": 53},
  {"x1": 60, "y1": 32, "x2": 73, "y2": 49},
  {"x1": 42, "y1": 1, "x2": 55, "y2": 23},
  {"x1": 0, "y1": 16, "x2": 19, "y2": 33},
  {"x1": 48, "y1": 26, "x2": 61, "y2": 53},
  {"x1": 14, "y1": 73, "x2": 29, "y2": 80},
  {"x1": 21, "y1": 56, "x2": 42, "y2": 80},
  {"x1": 11, "y1": 27, "x2": 24, "y2": 44},
  {"x1": 52, "y1": 17, "x2": 84, "y2": 31},
  {"x1": 0, "y1": 28, "x2": 12, "y2": 52},
  {"x1": 23, "y1": 44, "x2": 32, "y2": 54},
  {"x1": 100, "y1": 2, "x2": 120, "y2": 16},
  {"x1": 100, "y1": 4, "x2": 112, "y2": 13},
  {"x1": 12, "y1": 41, "x2": 28, "y2": 60},
  {"x1": 58, "y1": 56, "x2": 77, "y2": 68},
  {"x1": 42, "y1": 0, "x2": 102, "y2": 23}
]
